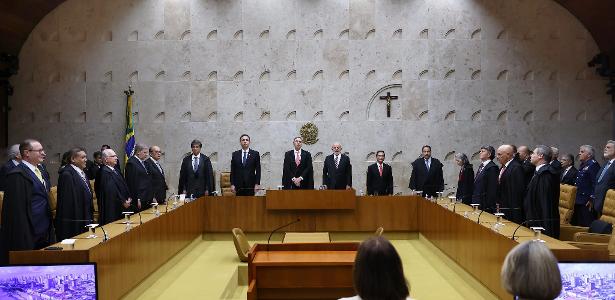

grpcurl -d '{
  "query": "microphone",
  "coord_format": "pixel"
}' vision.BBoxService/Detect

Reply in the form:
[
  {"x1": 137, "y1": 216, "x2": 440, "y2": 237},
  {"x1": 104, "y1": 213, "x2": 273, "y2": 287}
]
[
  {"x1": 267, "y1": 218, "x2": 301, "y2": 250},
  {"x1": 99, "y1": 225, "x2": 110, "y2": 242},
  {"x1": 137, "y1": 210, "x2": 143, "y2": 225},
  {"x1": 510, "y1": 218, "x2": 559, "y2": 240}
]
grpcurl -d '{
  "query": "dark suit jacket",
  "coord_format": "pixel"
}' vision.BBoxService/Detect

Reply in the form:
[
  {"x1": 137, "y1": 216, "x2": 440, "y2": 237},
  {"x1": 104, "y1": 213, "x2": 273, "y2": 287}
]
[
  {"x1": 145, "y1": 158, "x2": 168, "y2": 203},
  {"x1": 497, "y1": 159, "x2": 525, "y2": 223},
  {"x1": 0, "y1": 159, "x2": 18, "y2": 191},
  {"x1": 178, "y1": 153, "x2": 214, "y2": 197},
  {"x1": 366, "y1": 163, "x2": 393, "y2": 196},
  {"x1": 409, "y1": 157, "x2": 444, "y2": 197},
  {"x1": 575, "y1": 159, "x2": 600, "y2": 205},
  {"x1": 594, "y1": 160, "x2": 615, "y2": 214},
  {"x1": 230, "y1": 149, "x2": 261, "y2": 195},
  {"x1": 84, "y1": 160, "x2": 101, "y2": 181},
  {"x1": 125, "y1": 156, "x2": 153, "y2": 211},
  {"x1": 96, "y1": 166, "x2": 130, "y2": 225},
  {"x1": 322, "y1": 154, "x2": 352, "y2": 189},
  {"x1": 560, "y1": 166, "x2": 578, "y2": 186},
  {"x1": 472, "y1": 161, "x2": 498, "y2": 212},
  {"x1": 282, "y1": 149, "x2": 314, "y2": 189},
  {"x1": 521, "y1": 159, "x2": 535, "y2": 188},
  {"x1": 456, "y1": 163, "x2": 474, "y2": 205},
  {"x1": 55, "y1": 166, "x2": 93, "y2": 241}
]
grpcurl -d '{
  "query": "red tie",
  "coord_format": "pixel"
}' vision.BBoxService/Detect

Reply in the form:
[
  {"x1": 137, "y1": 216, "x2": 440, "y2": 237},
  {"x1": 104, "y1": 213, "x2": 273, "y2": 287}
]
[
  {"x1": 295, "y1": 151, "x2": 301, "y2": 166},
  {"x1": 498, "y1": 165, "x2": 506, "y2": 183},
  {"x1": 379, "y1": 164, "x2": 383, "y2": 176}
]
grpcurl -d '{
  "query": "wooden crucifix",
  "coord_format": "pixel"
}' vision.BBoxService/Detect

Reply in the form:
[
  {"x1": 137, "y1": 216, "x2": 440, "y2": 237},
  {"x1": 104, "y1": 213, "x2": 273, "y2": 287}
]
[{"x1": 379, "y1": 92, "x2": 398, "y2": 118}]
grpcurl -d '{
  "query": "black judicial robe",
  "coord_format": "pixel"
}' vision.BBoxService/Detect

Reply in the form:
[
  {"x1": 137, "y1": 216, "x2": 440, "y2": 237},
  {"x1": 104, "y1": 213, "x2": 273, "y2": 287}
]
[
  {"x1": 125, "y1": 156, "x2": 153, "y2": 211},
  {"x1": 322, "y1": 154, "x2": 352, "y2": 189},
  {"x1": 96, "y1": 166, "x2": 130, "y2": 226},
  {"x1": 408, "y1": 157, "x2": 444, "y2": 197},
  {"x1": 55, "y1": 166, "x2": 93, "y2": 241},
  {"x1": 497, "y1": 160, "x2": 526, "y2": 224},
  {"x1": 521, "y1": 159, "x2": 535, "y2": 188},
  {"x1": 456, "y1": 163, "x2": 474, "y2": 205},
  {"x1": 282, "y1": 149, "x2": 314, "y2": 190},
  {"x1": 366, "y1": 163, "x2": 393, "y2": 196},
  {"x1": 524, "y1": 165, "x2": 560, "y2": 238},
  {"x1": 0, "y1": 159, "x2": 17, "y2": 191}
]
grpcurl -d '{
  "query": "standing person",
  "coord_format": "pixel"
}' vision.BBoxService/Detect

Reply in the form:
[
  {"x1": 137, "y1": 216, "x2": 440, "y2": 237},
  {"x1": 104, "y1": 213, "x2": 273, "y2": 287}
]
[
  {"x1": 55, "y1": 148, "x2": 93, "y2": 241},
  {"x1": 230, "y1": 134, "x2": 261, "y2": 196},
  {"x1": 100, "y1": 144, "x2": 122, "y2": 175},
  {"x1": 96, "y1": 149, "x2": 130, "y2": 225},
  {"x1": 593, "y1": 140, "x2": 615, "y2": 217},
  {"x1": 1, "y1": 139, "x2": 53, "y2": 264},
  {"x1": 408, "y1": 145, "x2": 444, "y2": 197},
  {"x1": 145, "y1": 145, "x2": 168, "y2": 204},
  {"x1": 323, "y1": 142, "x2": 352, "y2": 190},
  {"x1": 496, "y1": 145, "x2": 526, "y2": 223},
  {"x1": 0, "y1": 144, "x2": 21, "y2": 191},
  {"x1": 524, "y1": 145, "x2": 560, "y2": 238},
  {"x1": 454, "y1": 153, "x2": 474, "y2": 205},
  {"x1": 178, "y1": 139, "x2": 214, "y2": 197},
  {"x1": 125, "y1": 143, "x2": 153, "y2": 211},
  {"x1": 559, "y1": 154, "x2": 578, "y2": 185},
  {"x1": 282, "y1": 137, "x2": 314, "y2": 190},
  {"x1": 571, "y1": 145, "x2": 600, "y2": 226},
  {"x1": 366, "y1": 150, "x2": 394, "y2": 196},
  {"x1": 472, "y1": 145, "x2": 498, "y2": 212},
  {"x1": 84, "y1": 151, "x2": 102, "y2": 181},
  {"x1": 549, "y1": 147, "x2": 562, "y2": 175},
  {"x1": 517, "y1": 146, "x2": 535, "y2": 188}
]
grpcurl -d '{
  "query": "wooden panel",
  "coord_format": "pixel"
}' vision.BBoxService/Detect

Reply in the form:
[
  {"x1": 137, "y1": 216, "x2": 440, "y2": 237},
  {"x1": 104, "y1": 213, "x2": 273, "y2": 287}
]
[
  {"x1": 204, "y1": 196, "x2": 418, "y2": 232},
  {"x1": 266, "y1": 190, "x2": 356, "y2": 210}
]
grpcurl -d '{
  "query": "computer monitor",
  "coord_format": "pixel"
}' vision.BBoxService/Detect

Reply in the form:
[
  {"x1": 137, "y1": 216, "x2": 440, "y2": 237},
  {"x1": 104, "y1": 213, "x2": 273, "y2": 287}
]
[
  {"x1": 0, "y1": 263, "x2": 97, "y2": 300},
  {"x1": 557, "y1": 261, "x2": 614, "y2": 299}
]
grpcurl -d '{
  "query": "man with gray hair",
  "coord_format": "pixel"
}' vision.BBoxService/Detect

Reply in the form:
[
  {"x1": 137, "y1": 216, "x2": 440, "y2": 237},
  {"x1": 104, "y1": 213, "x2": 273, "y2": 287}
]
[
  {"x1": 593, "y1": 140, "x2": 615, "y2": 216},
  {"x1": 572, "y1": 145, "x2": 600, "y2": 226},
  {"x1": 322, "y1": 142, "x2": 352, "y2": 190},
  {"x1": 524, "y1": 145, "x2": 560, "y2": 238},
  {"x1": 96, "y1": 149, "x2": 130, "y2": 225},
  {"x1": 0, "y1": 144, "x2": 21, "y2": 191},
  {"x1": 549, "y1": 146, "x2": 562, "y2": 175},
  {"x1": 125, "y1": 143, "x2": 153, "y2": 212}
]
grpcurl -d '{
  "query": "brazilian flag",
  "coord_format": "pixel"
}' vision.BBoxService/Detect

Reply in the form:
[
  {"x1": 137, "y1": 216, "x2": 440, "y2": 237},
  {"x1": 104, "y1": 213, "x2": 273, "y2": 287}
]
[{"x1": 124, "y1": 87, "x2": 135, "y2": 166}]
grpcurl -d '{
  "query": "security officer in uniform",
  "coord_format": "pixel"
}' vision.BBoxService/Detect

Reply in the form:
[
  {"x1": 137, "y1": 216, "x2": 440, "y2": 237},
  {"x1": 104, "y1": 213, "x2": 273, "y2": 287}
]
[{"x1": 571, "y1": 145, "x2": 600, "y2": 226}]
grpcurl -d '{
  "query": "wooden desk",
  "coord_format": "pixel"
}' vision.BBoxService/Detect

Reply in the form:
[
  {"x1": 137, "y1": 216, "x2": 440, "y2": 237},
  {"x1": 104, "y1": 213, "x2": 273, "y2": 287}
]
[
  {"x1": 283, "y1": 232, "x2": 330, "y2": 243},
  {"x1": 247, "y1": 243, "x2": 358, "y2": 300},
  {"x1": 266, "y1": 189, "x2": 356, "y2": 210}
]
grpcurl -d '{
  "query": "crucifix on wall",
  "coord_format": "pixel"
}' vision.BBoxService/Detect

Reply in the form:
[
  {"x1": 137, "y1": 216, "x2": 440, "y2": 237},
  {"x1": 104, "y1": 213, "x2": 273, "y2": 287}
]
[{"x1": 379, "y1": 92, "x2": 398, "y2": 118}]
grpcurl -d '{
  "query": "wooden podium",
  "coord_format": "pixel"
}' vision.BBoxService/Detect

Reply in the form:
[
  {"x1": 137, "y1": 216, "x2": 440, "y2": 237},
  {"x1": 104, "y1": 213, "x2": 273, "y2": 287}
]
[
  {"x1": 247, "y1": 242, "x2": 358, "y2": 300},
  {"x1": 266, "y1": 189, "x2": 356, "y2": 210}
]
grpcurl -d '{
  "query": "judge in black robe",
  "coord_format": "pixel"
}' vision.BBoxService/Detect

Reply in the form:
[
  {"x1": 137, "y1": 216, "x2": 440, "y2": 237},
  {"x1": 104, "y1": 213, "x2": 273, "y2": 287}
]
[
  {"x1": 282, "y1": 137, "x2": 314, "y2": 190},
  {"x1": 366, "y1": 151, "x2": 393, "y2": 196},
  {"x1": 408, "y1": 146, "x2": 444, "y2": 197},
  {"x1": 322, "y1": 143, "x2": 352, "y2": 190},
  {"x1": 125, "y1": 145, "x2": 153, "y2": 211},
  {"x1": 524, "y1": 147, "x2": 560, "y2": 238},
  {"x1": 55, "y1": 149, "x2": 93, "y2": 241},
  {"x1": 454, "y1": 153, "x2": 474, "y2": 205},
  {"x1": 96, "y1": 150, "x2": 130, "y2": 225},
  {"x1": 496, "y1": 145, "x2": 526, "y2": 224}
]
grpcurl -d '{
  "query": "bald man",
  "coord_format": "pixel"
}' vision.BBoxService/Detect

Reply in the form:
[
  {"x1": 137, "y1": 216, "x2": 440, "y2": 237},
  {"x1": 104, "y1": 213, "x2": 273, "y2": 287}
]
[
  {"x1": 322, "y1": 142, "x2": 352, "y2": 189},
  {"x1": 496, "y1": 145, "x2": 526, "y2": 223},
  {"x1": 96, "y1": 149, "x2": 130, "y2": 225}
]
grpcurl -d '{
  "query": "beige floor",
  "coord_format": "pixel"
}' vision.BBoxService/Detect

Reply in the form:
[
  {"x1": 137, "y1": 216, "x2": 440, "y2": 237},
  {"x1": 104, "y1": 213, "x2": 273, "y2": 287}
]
[{"x1": 124, "y1": 234, "x2": 498, "y2": 300}]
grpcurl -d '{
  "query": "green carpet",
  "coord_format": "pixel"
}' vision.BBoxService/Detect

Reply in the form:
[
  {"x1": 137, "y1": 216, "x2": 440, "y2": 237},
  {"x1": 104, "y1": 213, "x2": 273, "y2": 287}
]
[{"x1": 124, "y1": 234, "x2": 497, "y2": 300}]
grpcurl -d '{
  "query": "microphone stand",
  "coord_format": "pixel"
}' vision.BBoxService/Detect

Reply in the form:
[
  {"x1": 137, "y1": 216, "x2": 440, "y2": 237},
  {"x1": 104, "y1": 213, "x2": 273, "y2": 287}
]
[
  {"x1": 267, "y1": 219, "x2": 301, "y2": 251},
  {"x1": 99, "y1": 226, "x2": 109, "y2": 242}
]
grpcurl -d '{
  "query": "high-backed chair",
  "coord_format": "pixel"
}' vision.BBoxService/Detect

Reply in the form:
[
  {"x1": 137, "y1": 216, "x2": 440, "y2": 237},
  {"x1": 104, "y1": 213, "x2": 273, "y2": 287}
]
[
  {"x1": 567, "y1": 230, "x2": 615, "y2": 260},
  {"x1": 561, "y1": 189, "x2": 615, "y2": 241},
  {"x1": 375, "y1": 227, "x2": 384, "y2": 236},
  {"x1": 90, "y1": 179, "x2": 98, "y2": 223},
  {"x1": 559, "y1": 184, "x2": 577, "y2": 225},
  {"x1": 220, "y1": 172, "x2": 234, "y2": 196},
  {"x1": 0, "y1": 191, "x2": 4, "y2": 224},
  {"x1": 232, "y1": 228, "x2": 250, "y2": 262},
  {"x1": 48, "y1": 186, "x2": 58, "y2": 219}
]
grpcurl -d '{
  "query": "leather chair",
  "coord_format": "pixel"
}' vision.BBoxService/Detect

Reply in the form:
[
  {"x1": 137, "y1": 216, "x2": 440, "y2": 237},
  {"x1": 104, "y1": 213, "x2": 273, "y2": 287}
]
[
  {"x1": 559, "y1": 184, "x2": 576, "y2": 225},
  {"x1": 375, "y1": 227, "x2": 384, "y2": 236},
  {"x1": 561, "y1": 189, "x2": 615, "y2": 241},
  {"x1": 232, "y1": 228, "x2": 250, "y2": 262},
  {"x1": 90, "y1": 179, "x2": 98, "y2": 223},
  {"x1": 220, "y1": 172, "x2": 234, "y2": 196},
  {"x1": 48, "y1": 186, "x2": 58, "y2": 219},
  {"x1": 567, "y1": 230, "x2": 615, "y2": 260}
]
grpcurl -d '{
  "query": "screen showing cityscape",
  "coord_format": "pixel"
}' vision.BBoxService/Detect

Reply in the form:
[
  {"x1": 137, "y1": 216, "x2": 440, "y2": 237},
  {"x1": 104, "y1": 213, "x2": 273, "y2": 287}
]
[
  {"x1": 557, "y1": 262, "x2": 615, "y2": 300},
  {"x1": 0, "y1": 263, "x2": 97, "y2": 300}
]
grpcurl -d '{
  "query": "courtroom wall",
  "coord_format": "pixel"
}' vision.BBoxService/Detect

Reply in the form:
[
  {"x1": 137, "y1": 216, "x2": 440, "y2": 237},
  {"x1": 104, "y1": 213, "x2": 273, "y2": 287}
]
[{"x1": 8, "y1": 0, "x2": 611, "y2": 194}]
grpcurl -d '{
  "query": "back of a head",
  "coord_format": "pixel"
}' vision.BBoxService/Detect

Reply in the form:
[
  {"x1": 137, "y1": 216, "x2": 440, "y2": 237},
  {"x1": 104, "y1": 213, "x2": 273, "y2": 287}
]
[
  {"x1": 354, "y1": 236, "x2": 409, "y2": 300},
  {"x1": 501, "y1": 241, "x2": 562, "y2": 300}
]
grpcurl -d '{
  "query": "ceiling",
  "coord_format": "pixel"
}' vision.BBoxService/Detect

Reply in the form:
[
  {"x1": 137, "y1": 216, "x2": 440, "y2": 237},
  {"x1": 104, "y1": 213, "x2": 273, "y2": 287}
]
[{"x1": 0, "y1": 1, "x2": 614, "y2": 62}]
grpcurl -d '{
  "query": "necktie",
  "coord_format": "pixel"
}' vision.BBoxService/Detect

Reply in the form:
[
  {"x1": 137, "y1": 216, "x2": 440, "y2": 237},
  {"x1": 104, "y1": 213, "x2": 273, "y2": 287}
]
[
  {"x1": 561, "y1": 168, "x2": 567, "y2": 181},
  {"x1": 425, "y1": 159, "x2": 430, "y2": 171},
  {"x1": 156, "y1": 161, "x2": 164, "y2": 175},
  {"x1": 498, "y1": 165, "x2": 506, "y2": 183},
  {"x1": 598, "y1": 162, "x2": 612, "y2": 182},
  {"x1": 79, "y1": 170, "x2": 91, "y2": 192},
  {"x1": 242, "y1": 151, "x2": 248, "y2": 166},
  {"x1": 140, "y1": 160, "x2": 148, "y2": 174},
  {"x1": 335, "y1": 155, "x2": 340, "y2": 168},
  {"x1": 34, "y1": 167, "x2": 45, "y2": 187},
  {"x1": 475, "y1": 164, "x2": 484, "y2": 179},
  {"x1": 295, "y1": 151, "x2": 301, "y2": 166},
  {"x1": 378, "y1": 164, "x2": 383, "y2": 176},
  {"x1": 193, "y1": 156, "x2": 198, "y2": 172}
]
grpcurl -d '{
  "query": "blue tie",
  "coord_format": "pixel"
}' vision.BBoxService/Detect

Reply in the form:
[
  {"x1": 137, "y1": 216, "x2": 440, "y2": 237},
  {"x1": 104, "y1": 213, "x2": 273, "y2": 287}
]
[
  {"x1": 193, "y1": 157, "x2": 198, "y2": 173},
  {"x1": 598, "y1": 161, "x2": 612, "y2": 182},
  {"x1": 242, "y1": 152, "x2": 247, "y2": 166}
]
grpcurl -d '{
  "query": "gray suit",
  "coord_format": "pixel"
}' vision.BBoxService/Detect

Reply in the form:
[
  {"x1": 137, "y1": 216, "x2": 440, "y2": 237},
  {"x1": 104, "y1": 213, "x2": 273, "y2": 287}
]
[{"x1": 594, "y1": 159, "x2": 615, "y2": 215}]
